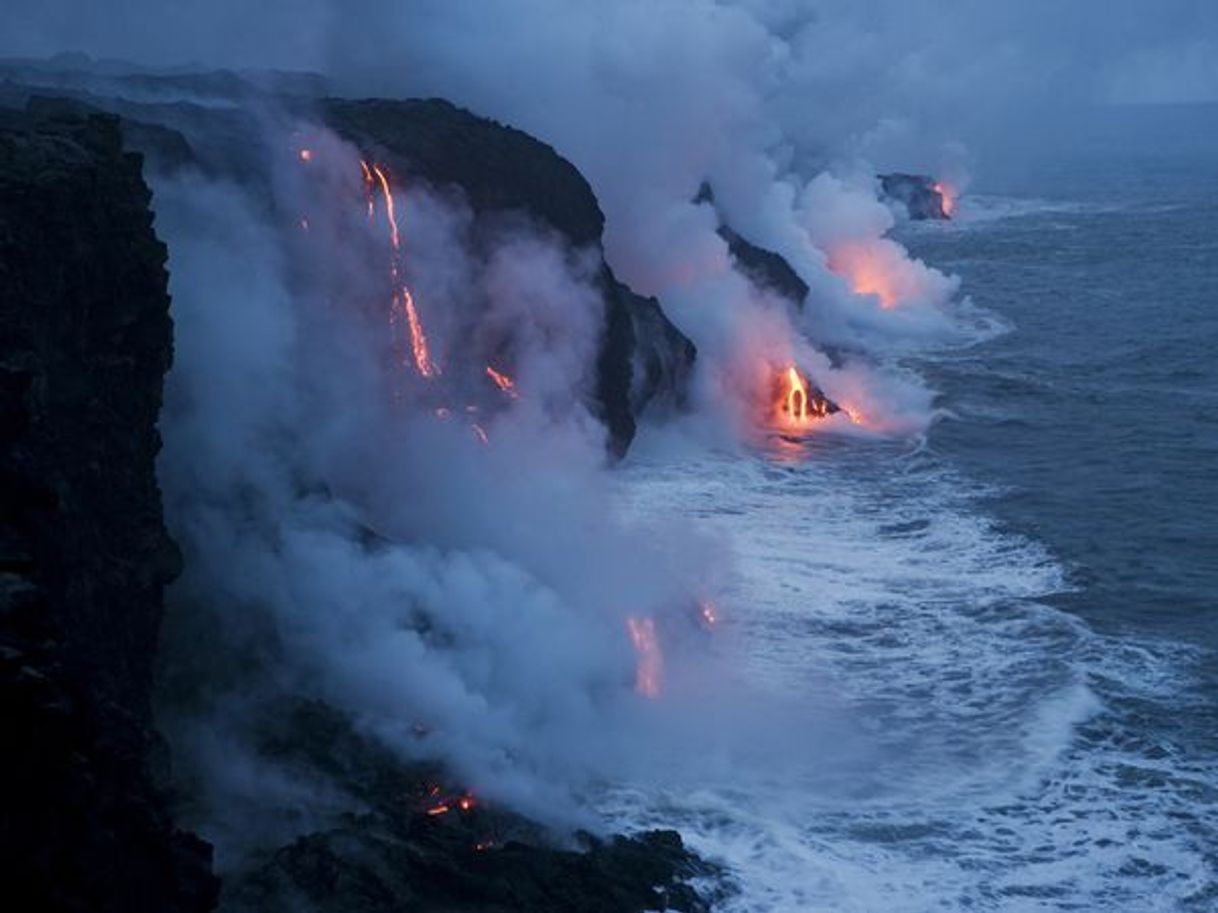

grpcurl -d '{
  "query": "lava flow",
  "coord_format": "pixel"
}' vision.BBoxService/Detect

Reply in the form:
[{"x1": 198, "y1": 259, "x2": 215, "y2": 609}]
[
  {"x1": 933, "y1": 181, "x2": 956, "y2": 218},
  {"x1": 626, "y1": 616, "x2": 662, "y2": 698},
  {"x1": 425, "y1": 790, "x2": 477, "y2": 817},
  {"x1": 772, "y1": 364, "x2": 834, "y2": 432},
  {"x1": 485, "y1": 365, "x2": 517, "y2": 397},
  {"x1": 365, "y1": 160, "x2": 438, "y2": 379}
]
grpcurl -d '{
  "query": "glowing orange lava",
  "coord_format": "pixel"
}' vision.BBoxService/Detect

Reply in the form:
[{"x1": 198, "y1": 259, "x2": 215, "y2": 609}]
[
  {"x1": 401, "y1": 286, "x2": 437, "y2": 378},
  {"x1": 485, "y1": 365, "x2": 518, "y2": 397},
  {"x1": 772, "y1": 364, "x2": 830, "y2": 432},
  {"x1": 828, "y1": 245, "x2": 899, "y2": 309},
  {"x1": 424, "y1": 791, "x2": 477, "y2": 817},
  {"x1": 298, "y1": 148, "x2": 312, "y2": 162},
  {"x1": 626, "y1": 616, "x2": 662, "y2": 698},
  {"x1": 365, "y1": 160, "x2": 438, "y2": 378},
  {"x1": 933, "y1": 181, "x2": 956, "y2": 218}
]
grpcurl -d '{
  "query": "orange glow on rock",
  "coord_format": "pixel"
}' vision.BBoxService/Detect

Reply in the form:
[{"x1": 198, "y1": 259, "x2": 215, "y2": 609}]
[
  {"x1": 298, "y1": 148, "x2": 312, "y2": 162},
  {"x1": 485, "y1": 365, "x2": 517, "y2": 397},
  {"x1": 626, "y1": 616, "x2": 662, "y2": 698}
]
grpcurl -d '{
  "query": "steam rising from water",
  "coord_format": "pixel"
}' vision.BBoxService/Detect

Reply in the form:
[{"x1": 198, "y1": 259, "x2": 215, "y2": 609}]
[
  {"x1": 153, "y1": 137, "x2": 730, "y2": 851},
  {"x1": 137, "y1": 1, "x2": 1002, "y2": 865}
]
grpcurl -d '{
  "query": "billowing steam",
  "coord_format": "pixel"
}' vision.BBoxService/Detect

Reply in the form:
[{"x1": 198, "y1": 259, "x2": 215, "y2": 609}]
[
  {"x1": 141, "y1": 3, "x2": 996, "y2": 861},
  {"x1": 153, "y1": 131, "x2": 731, "y2": 861},
  {"x1": 14, "y1": 0, "x2": 1158, "y2": 871}
]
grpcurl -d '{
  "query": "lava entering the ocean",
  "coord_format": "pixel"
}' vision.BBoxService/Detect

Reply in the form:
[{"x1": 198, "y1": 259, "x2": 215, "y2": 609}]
[
  {"x1": 772, "y1": 364, "x2": 836, "y2": 432},
  {"x1": 626, "y1": 616, "x2": 662, "y2": 698}
]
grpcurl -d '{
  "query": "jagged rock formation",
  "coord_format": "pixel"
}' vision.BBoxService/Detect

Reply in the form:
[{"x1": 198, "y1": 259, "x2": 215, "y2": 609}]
[
  {"x1": 879, "y1": 172, "x2": 950, "y2": 220},
  {"x1": 0, "y1": 107, "x2": 218, "y2": 913}
]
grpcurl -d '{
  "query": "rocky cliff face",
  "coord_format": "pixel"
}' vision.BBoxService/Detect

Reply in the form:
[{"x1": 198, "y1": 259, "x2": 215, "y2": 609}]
[{"x1": 0, "y1": 107, "x2": 217, "y2": 911}]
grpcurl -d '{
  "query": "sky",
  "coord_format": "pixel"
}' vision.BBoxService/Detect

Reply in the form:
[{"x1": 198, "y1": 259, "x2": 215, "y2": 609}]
[{"x1": 4, "y1": 0, "x2": 1218, "y2": 110}]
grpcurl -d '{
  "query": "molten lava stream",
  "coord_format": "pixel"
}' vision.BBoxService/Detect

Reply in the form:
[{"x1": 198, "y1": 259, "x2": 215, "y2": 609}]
[
  {"x1": 626, "y1": 616, "x2": 662, "y2": 698},
  {"x1": 365, "y1": 160, "x2": 438, "y2": 379},
  {"x1": 485, "y1": 364, "x2": 517, "y2": 397},
  {"x1": 772, "y1": 364, "x2": 830, "y2": 434}
]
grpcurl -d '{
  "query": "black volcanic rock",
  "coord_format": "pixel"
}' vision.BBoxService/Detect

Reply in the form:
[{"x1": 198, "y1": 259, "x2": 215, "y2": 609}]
[
  {"x1": 222, "y1": 701, "x2": 717, "y2": 913},
  {"x1": 719, "y1": 225, "x2": 810, "y2": 304},
  {"x1": 0, "y1": 107, "x2": 217, "y2": 911},
  {"x1": 323, "y1": 97, "x2": 605, "y2": 249},
  {"x1": 879, "y1": 172, "x2": 949, "y2": 220}
]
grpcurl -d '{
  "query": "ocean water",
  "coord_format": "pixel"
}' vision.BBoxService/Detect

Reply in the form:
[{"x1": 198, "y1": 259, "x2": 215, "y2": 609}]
[{"x1": 606, "y1": 112, "x2": 1218, "y2": 911}]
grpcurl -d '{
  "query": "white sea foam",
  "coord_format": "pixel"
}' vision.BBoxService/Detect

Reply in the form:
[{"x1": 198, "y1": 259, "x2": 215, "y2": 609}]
[{"x1": 602, "y1": 435, "x2": 1215, "y2": 912}]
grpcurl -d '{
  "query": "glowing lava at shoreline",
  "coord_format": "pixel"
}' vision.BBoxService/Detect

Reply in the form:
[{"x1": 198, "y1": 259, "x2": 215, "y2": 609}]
[
  {"x1": 772, "y1": 364, "x2": 835, "y2": 433},
  {"x1": 626, "y1": 616, "x2": 662, "y2": 698},
  {"x1": 933, "y1": 181, "x2": 956, "y2": 218},
  {"x1": 365, "y1": 160, "x2": 438, "y2": 379}
]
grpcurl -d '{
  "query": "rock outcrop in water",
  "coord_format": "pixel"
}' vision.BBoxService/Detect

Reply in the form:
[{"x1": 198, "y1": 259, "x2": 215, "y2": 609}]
[
  {"x1": 0, "y1": 106, "x2": 218, "y2": 913},
  {"x1": 878, "y1": 172, "x2": 950, "y2": 220}
]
